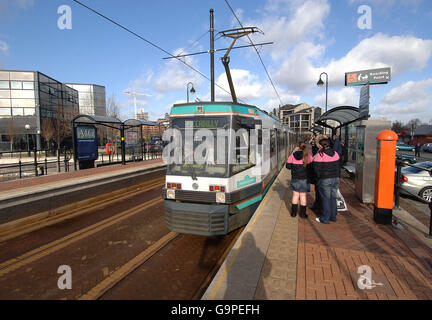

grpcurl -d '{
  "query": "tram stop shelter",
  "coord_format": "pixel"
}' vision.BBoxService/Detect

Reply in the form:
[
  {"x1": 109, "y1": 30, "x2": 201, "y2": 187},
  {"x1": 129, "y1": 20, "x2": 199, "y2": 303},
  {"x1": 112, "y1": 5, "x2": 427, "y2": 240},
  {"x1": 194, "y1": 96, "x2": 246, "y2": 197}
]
[
  {"x1": 314, "y1": 106, "x2": 366, "y2": 137},
  {"x1": 123, "y1": 119, "x2": 157, "y2": 161},
  {"x1": 72, "y1": 115, "x2": 123, "y2": 170},
  {"x1": 314, "y1": 106, "x2": 392, "y2": 203}
]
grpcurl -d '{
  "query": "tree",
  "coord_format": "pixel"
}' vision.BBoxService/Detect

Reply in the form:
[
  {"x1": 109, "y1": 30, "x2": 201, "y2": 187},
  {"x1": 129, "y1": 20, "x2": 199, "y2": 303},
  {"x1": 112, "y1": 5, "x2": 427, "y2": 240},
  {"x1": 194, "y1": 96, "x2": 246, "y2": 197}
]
[
  {"x1": 391, "y1": 120, "x2": 408, "y2": 134},
  {"x1": 105, "y1": 94, "x2": 121, "y2": 142},
  {"x1": 6, "y1": 118, "x2": 16, "y2": 152},
  {"x1": 41, "y1": 118, "x2": 56, "y2": 149}
]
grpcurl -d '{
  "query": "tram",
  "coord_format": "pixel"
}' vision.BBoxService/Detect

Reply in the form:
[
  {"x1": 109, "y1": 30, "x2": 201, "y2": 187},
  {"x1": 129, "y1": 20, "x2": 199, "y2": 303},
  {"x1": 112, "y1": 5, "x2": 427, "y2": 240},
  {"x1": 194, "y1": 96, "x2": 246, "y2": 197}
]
[
  {"x1": 162, "y1": 26, "x2": 297, "y2": 235},
  {"x1": 162, "y1": 102, "x2": 297, "y2": 236}
]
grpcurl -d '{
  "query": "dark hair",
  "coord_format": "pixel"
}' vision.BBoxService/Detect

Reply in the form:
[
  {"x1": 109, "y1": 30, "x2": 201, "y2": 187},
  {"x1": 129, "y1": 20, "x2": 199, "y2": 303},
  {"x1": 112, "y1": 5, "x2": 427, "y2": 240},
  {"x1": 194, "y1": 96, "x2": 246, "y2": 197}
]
[
  {"x1": 318, "y1": 138, "x2": 331, "y2": 155},
  {"x1": 298, "y1": 142, "x2": 309, "y2": 167}
]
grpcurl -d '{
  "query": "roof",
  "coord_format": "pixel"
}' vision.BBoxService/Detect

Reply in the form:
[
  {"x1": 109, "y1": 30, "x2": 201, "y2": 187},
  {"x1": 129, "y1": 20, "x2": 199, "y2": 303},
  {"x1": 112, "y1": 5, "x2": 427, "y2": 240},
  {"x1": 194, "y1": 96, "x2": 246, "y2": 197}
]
[
  {"x1": 72, "y1": 114, "x2": 122, "y2": 125},
  {"x1": 123, "y1": 119, "x2": 157, "y2": 127},
  {"x1": 315, "y1": 106, "x2": 367, "y2": 129},
  {"x1": 415, "y1": 125, "x2": 432, "y2": 135}
]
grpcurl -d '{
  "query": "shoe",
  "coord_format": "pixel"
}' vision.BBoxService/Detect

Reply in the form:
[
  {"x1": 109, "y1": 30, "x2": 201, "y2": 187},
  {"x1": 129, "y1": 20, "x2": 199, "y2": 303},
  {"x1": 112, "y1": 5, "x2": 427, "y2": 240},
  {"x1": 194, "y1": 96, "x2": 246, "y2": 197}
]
[
  {"x1": 291, "y1": 204, "x2": 298, "y2": 217},
  {"x1": 315, "y1": 217, "x2": 330, "y2": 224},
  {"x1": 330, "y1": 218, "x2": 337, "y2": 222},
  {"x1": 300, "y1": 205, "x2": 308, "y2": 219}
]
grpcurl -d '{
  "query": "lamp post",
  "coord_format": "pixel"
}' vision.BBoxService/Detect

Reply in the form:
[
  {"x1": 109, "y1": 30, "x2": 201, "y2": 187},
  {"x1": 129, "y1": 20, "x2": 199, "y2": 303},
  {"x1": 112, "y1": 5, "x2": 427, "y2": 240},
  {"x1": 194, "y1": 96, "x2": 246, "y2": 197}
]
[
  {"x1": 186, "y1": 82, "x2": 195, "y2": 103},
  {"x1": 25, "y1": 124, "x2": 30, "y2": 157},
  {"x1": 317, "y1": 72, "x2": 328, "y2": 113},
  {"x1": 317, "y1": 72, "x2": 328, "y2": 135}
]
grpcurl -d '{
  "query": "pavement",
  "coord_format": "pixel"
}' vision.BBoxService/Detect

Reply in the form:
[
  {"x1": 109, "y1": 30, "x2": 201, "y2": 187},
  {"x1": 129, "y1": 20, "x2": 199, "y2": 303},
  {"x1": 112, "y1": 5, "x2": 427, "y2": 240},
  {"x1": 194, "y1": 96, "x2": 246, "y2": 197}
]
[{"x1": 203, "y1": 168, "x2": 432, "y2": 300}]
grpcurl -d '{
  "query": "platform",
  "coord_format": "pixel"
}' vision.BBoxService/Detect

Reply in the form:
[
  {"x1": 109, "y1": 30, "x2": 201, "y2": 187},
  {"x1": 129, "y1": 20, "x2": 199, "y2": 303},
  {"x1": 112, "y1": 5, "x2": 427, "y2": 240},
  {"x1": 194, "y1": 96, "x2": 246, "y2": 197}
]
[
  {"x1": 203, "y1": 168, "x2": 432, "y2": 300},
  {"x1": 0, "y1": 159, "x2": 165, "y2": 226}
]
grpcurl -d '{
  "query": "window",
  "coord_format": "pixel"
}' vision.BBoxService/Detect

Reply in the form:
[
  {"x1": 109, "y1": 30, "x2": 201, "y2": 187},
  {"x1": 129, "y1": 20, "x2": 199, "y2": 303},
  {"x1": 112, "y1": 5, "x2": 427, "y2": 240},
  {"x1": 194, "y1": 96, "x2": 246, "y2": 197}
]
[
  {"x1": 0, "y1": 99, "x2": 11, "y2": 107},
  {"x1": 0, "y1": 108, "x2": 11, "y2": 116},
  {"x1": 11, "y1": 81, "x2": 22, "y2": 90},
  {"x1": 0, "y1": 81, "x2": 9, "y2": 89},
  {"x1": 12, "y1": 108, "x2": 24, "y2": 116},
  {"x1": 301, "y1": 114, "x2": 310, "y2": 121},
  {"x1": 270, "y1": 130, "x2": 276, "y2": 157},
  {"x1": 22, "y1": 82, "x2": 34, "y2": 90},
  {"x1": 231, "y1": 116, "x2": 256, "y2": 175},
  {"x1": 23, "y1": 108, "x2": 36, "y2": 116}
]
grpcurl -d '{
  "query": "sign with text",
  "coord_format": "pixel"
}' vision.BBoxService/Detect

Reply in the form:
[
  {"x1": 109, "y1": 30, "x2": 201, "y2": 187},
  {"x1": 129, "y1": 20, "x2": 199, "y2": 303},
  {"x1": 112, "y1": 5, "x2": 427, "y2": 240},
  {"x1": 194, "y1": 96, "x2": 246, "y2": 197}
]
[
  {"x1": 126, "y1": 131, "x2": 139, "y2": 146},
  {"x1": 345, "y1": 67, "x2": 391, "y2": 86}
]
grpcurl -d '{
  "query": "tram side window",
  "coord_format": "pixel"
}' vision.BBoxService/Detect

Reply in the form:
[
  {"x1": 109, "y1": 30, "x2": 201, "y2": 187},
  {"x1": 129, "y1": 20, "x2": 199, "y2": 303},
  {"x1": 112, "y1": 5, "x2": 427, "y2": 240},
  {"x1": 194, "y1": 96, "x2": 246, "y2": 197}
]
[
  {"x1": 232, "y1": 116, "x2": 256, "y2": 175},
  {"x1": 270, "y1": 130, "x2": 276, "y2": 157}
]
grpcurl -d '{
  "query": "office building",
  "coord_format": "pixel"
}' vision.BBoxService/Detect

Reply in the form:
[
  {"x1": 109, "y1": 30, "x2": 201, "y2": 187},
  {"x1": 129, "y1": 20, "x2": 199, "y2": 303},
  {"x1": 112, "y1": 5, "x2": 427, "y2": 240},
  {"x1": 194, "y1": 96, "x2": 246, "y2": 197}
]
[
  {"x1": 0, "y1": 70, "x2": 79, "y2": 151},
  {"x1": 65, "y1": 83, "x2": 106, "y2": 116}
]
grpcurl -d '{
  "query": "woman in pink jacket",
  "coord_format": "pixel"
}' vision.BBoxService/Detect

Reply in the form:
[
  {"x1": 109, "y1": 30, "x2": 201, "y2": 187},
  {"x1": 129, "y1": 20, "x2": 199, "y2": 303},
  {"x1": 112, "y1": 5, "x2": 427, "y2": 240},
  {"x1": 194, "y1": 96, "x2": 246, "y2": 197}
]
[{"x1": 285, "y1": 143, "x2": 314, "y2": 218}]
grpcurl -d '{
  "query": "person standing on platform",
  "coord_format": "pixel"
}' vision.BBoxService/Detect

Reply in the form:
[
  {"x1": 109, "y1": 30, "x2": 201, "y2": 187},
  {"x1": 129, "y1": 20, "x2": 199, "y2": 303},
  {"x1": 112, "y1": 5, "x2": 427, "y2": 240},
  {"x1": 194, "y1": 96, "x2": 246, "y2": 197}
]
[
  {"x1": 415, "y1": 143, "x2": 421, "y2": 157},
  {"x1": 286, "y1": 142, "x2": 314, "y2": 219},
  {"x1": 313, "y1": 137, "x2": 341, "y2": 224},
  {"x1": 310, "y1": 134, "x2": 326, "y2": 212},
  {"x1": 332, "y1": 135, "x2": 343, "y2": 158}
]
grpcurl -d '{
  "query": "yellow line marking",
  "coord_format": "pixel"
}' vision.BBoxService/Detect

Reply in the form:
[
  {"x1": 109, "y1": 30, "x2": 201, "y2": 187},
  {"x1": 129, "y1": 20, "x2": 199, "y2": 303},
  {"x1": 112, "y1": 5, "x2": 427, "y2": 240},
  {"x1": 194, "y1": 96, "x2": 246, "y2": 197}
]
[
  {"x1": 0, "y1": 178, "x2": 165, "y2": 242},
  {"x1": 0, "y1": 197, "x2": 163, "y2": 277},
  {"x1": 79, "y1": 231, "x2": 178, "y2": 300}
]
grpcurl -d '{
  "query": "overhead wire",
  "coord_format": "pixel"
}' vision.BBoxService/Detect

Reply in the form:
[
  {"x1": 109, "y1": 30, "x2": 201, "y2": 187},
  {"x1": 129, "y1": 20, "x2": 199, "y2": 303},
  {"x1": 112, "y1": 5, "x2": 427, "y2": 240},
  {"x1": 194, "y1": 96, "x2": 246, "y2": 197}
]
[
  {"x1": 70, "y1": 0, "x2": 241, "y2": 102},
  {"x1": 224, "y1": 0, "x2": 284, "y2": 107}
]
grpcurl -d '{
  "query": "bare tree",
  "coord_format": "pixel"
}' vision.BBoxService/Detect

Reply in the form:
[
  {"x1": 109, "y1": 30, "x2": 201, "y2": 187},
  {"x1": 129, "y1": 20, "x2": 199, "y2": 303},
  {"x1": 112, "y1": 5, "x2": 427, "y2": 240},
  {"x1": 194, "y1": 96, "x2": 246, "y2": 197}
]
[
  {"x1": 6, "y1": 118, "x2": 16, "y2": 152},
  {"x1": 41, "y1": 118, "x2": 55, "y2": 150},
  {"x1": 106, "y1": 94, "x2": 121, "y2": 142}
]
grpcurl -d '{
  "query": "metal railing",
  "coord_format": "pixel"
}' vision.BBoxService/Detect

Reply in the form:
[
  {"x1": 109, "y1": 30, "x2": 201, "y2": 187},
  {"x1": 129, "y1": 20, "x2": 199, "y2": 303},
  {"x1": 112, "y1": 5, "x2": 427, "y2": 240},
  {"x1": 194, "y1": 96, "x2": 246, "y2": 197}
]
[
  {"x1": 0, "y1": 146, "x2": 163, "y2": 182},
  {"x1": 0, "y1": 148, "x2": 73, "y2": 182},
  {"x1": 394, "y1": 159, "x2": 432, "y2": 238}
]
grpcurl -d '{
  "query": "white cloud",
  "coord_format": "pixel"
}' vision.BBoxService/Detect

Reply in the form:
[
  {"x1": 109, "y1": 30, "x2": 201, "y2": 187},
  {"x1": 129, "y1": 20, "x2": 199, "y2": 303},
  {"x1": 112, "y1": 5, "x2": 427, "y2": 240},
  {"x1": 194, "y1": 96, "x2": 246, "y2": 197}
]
[
  {"x1": 274, "y1": 33, "x2": 432, "y2": 93},
  {"x1": 0, "y1": 40, "x2": 8, "y2": 54},
  {"x1": 373, "y1": 79, "x2": 432, "y2": 121},
  {"x1": 246, "y1": 0, "x2": 330, "y2": 61},
  {"x1": 215, "y1": 69, "x2": 264, "y2": 101},
  {"x1": 129, "y1": 49, "x2": 204, "y2": 94},
  {"x1": 314, "y1": 87, "x2": 359, "y2": 108}
]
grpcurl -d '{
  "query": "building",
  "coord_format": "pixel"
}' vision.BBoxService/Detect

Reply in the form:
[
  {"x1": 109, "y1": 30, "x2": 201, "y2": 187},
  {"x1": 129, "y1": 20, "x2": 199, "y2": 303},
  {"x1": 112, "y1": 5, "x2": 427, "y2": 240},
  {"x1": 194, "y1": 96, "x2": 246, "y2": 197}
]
[
  {"x1": 412, "y1": 125, "x2": 432, "y2": 145},
  {"x1": 136, "y1": 108, "x2": 149, "y2": 121},
  {"x1": 279, "y1": 103, "x2": 322, "y2": 133},
  {"x1": 0, "y1": 70, "x2": 79, "y2": 151},
  {"x1": 65, "y1": 83, "x2": 106, "y2": 116}
]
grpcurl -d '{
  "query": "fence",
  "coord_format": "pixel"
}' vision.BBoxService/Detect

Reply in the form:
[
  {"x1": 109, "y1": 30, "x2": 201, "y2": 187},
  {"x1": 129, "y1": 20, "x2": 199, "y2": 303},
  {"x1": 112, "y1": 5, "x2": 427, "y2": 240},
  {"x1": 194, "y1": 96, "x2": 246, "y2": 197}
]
[
  {"x1": 394, "y1": 159, "x2": 432, "y2": 239},
  {"x1": 0, "y1": 148, "x2": 73, "y2": 182},
  {"x1": 0, "y1": 147, "x2": 163, "y2": 182}
]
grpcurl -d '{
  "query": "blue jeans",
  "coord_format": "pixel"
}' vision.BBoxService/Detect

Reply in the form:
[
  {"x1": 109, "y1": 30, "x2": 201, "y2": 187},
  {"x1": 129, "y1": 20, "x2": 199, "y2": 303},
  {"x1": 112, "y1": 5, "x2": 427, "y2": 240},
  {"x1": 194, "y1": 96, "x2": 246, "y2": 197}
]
[{"x1": 317, "y1": 178, "x2": 340, "y2": 224}]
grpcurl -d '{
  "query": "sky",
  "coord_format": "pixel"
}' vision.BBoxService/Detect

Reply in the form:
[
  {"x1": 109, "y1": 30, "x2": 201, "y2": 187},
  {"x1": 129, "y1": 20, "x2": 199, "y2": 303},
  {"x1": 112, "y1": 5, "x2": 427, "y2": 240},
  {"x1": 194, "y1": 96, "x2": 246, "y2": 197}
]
[{"x1": 0, "y1": 0, "x2": 432, "y2": 123}]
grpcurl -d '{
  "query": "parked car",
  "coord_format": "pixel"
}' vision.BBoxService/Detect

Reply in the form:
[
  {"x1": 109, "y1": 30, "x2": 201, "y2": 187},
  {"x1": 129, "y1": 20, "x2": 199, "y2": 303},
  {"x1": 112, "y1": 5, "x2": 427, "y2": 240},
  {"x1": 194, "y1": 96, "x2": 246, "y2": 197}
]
[
  {"x1": 422, "y1": 143, "x2": 432, "y2": 153},
  {"x1": 396, "y1": 142, "x2": 415, "y2": 151},
  {"x1": 399, "y1": 161, "x2": 432, "y2": 202},
  {"x1": 396, "y1": 154, "x2": 417, "y2": 164}
]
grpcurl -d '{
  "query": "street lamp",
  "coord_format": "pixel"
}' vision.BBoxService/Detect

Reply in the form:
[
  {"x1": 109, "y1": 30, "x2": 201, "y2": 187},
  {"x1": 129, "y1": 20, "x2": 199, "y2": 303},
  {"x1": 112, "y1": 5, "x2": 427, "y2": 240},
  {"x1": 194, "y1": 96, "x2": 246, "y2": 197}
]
[
  {"x1": 25, "y1": 124, "x2": 30, "y2": 157},
  {"x1": 317, "y1": 72, "x2": 328, "y2": 113},
  {"x1": 186, "y1": 82, "x2": 195, "y2": 103}
]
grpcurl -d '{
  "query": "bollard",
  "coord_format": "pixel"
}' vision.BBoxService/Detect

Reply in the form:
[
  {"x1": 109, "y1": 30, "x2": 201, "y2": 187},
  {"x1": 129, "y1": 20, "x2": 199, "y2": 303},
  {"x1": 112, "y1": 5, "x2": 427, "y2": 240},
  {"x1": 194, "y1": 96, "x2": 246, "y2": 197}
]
[
  {"x1": 374, "y1": 130, "x2": 398, "y2": 225},
  {"x1": 427, "y1": 201, "x2": 432, "y2": 239},
  {"x1": 45, "y1": 158, "x2": 48, "y2": 175},
  {"x1": 19, "y1": 160, "x2": 22, "y2": 179}
]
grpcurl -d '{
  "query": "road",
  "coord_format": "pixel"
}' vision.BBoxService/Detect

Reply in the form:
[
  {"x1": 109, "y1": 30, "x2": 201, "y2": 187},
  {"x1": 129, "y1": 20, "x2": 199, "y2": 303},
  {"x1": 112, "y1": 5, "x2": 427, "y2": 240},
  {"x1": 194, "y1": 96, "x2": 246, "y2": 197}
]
[{"x1": 0, "y1": 175, "x2": 241, "y2": 300}]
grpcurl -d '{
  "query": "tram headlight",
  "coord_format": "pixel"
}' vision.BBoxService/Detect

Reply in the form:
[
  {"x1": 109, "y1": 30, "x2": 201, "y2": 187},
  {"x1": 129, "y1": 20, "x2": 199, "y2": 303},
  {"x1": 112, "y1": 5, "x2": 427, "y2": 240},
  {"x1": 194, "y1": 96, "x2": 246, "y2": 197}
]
[
  {"x1": 167, "y1": 189, "x2": 176, "y2": 199},
  {"x1": 216, "y1": 192, "x2": 226, "y2": 203}
]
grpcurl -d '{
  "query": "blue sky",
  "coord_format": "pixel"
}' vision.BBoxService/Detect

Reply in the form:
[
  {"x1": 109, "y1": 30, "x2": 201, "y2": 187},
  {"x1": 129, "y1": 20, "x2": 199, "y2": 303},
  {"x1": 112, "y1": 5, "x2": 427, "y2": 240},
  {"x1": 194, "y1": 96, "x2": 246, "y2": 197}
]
[{"x1": 1, "y1": 0, "x2": 432, "y2": 123}]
